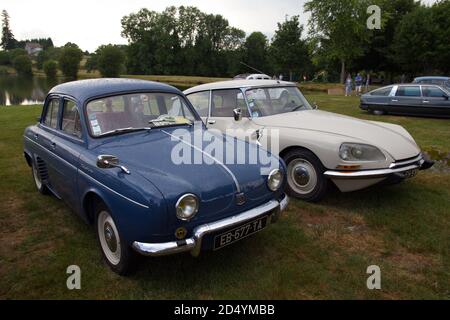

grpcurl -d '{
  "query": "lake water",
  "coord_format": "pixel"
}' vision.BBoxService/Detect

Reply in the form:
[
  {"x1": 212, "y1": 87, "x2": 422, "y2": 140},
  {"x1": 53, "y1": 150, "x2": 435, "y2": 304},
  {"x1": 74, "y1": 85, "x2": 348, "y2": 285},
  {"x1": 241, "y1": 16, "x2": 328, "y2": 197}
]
[{"x1": 0, "y1": 75, "x2": 62, "y2": 106}]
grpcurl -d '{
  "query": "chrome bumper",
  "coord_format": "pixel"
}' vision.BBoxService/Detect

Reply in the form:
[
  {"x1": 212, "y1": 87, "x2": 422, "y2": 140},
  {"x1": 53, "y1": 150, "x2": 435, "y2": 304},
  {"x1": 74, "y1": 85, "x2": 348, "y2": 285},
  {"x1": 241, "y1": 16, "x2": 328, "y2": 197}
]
[
  {"x1": 133, "y1": 196, "x2": 289, "y2": 257},
  {"x1": 324, "y1": 154, "x2": 431, "y2": 179}
]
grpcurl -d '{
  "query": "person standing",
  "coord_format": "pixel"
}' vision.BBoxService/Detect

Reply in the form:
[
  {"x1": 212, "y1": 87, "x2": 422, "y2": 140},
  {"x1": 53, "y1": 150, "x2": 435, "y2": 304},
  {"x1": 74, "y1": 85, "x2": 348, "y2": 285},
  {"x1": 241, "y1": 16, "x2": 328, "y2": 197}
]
[
  {"x1": 355, "y1": 73, "x2": 363, "y2": 95},
  {"x1": 345, "y1": 74, "x2": 352, "y2": 97}
]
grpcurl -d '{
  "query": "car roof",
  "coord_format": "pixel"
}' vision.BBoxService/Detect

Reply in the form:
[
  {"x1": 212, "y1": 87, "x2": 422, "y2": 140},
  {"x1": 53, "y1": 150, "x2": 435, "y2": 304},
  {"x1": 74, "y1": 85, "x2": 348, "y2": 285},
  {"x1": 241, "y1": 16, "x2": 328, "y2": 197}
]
[
  {"x1": 184, "y1": 80, "x2": 296, "y2": 94},
  {"x1": 414, "y1": 76, "x2": 450, "y2": 81},
  {"x1": 49, "y1": 78, "x2": 181, "y2": 102}
]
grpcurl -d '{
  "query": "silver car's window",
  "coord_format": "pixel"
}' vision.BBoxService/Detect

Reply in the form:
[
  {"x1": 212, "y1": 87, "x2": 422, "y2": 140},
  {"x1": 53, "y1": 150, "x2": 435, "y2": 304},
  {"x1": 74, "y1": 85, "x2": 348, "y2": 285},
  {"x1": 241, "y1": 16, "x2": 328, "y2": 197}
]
[
  {"x1": 86, "y1": 93, "x2": 197, "y2": 136},
  {"x1": 187, "y1": 91, "x2": 209, "y2": 117},
  {"x1": 245, "y1": 86, "x2": 311, "y2": 117},
  {"x1": 370, "y1": 86, "x2": 392, "y2": 96},
  {"x1": 422, "y1": 86, "x2": 447, "y2": 98},
  {"x1": 396, "y1": 86, "x2": 421, "y2": 97}
]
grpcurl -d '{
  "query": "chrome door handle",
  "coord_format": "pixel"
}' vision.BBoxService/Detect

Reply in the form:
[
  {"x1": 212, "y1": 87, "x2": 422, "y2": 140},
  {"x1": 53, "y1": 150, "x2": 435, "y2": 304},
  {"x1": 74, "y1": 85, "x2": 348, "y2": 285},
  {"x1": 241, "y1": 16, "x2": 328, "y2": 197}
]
[
  {"x1": 34, "y1": 133, "x2": 39, "y2": 139},
  {"x1": 391, "y1": 99, "x2": 398, "y2": 102},
  {"x1": 423, "y1": 100, "x2": 430, "y2": 103},
  {"x1": 51, "y1": 142, "x2": 56, "y2": 150},
  {"x1": 207, "y1": 119, "x2": 216, "y2": 125}
]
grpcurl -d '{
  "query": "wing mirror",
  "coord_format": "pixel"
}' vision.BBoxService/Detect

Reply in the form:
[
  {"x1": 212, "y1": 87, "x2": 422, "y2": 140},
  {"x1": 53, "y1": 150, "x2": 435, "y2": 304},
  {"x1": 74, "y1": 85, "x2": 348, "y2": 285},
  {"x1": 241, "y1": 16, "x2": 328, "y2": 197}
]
[
  {"x1": 97, "y1": 155, "x2": 130, "y2": 174},
  {"x1": 233, "y1": 108, "x2": 243, "y2": 121},
  {"x1": 312, "y1": 102, "x2": 319, "y2": 110}
]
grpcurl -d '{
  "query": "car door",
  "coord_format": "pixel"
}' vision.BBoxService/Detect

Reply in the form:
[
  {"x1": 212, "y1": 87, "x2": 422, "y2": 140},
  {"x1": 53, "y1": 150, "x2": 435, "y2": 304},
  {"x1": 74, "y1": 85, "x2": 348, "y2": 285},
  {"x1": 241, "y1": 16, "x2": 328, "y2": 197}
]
[
  {"x1": 36, "y1": 96, "x2": 61, "y2": 193},
  {"x1": 207, "y1": 89, "x2": 258, "y2": 141},
  {"x1": 390, "y1": 86, "x2": 423, "y2": 114},
  {"x1": 50, "y1": 98, "x2": 83, "y2": 209},
  {"x1": 421, "y1": 86, "x2": 450, "y2": 117}
]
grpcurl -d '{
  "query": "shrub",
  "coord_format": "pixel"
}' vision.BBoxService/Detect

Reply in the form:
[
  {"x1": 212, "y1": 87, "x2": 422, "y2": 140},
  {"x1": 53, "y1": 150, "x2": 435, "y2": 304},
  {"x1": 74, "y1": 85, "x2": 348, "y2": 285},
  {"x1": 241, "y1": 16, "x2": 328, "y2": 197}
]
[
  {"x1": 12, "y1": 54, "x2": 32, "y2": 75},
  {"x1": 58, "y1": 45, "x2": 83, "y2": 79},
  {"x1": 43, "y1": 60, "x2": 58, "y2": 78},
  {"x1": 96, "y1": 45, "x2": 125, "y2": 77}
]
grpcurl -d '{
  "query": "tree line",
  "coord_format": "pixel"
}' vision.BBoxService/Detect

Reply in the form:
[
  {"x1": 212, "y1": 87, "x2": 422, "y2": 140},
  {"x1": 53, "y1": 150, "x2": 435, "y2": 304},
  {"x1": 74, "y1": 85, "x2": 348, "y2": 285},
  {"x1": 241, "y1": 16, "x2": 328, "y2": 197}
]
[{"x1": 1, "y1": 1, "x2": 449, "y2": 83}]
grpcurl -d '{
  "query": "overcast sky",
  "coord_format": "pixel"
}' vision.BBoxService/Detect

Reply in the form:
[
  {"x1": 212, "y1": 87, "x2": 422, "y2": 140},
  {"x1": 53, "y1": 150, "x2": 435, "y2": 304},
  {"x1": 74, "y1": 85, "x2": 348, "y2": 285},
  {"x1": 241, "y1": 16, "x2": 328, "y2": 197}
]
[{"x1": 2, "y1": 0, "x2": 439, "y2": 52}]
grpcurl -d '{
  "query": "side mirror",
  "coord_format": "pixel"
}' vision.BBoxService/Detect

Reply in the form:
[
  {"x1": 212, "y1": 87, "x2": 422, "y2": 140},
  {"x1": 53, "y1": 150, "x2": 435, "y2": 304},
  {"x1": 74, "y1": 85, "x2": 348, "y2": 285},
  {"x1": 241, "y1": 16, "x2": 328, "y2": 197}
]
[
  {"x1": 312, "y1": 102, "x2": 319, "y2": 110},
  {"x1": 97, "y1": 155, "x2": 130, "y2": 174},
  {"x1": 233, "y1": 108, "x2": 243, "y2": 121}
]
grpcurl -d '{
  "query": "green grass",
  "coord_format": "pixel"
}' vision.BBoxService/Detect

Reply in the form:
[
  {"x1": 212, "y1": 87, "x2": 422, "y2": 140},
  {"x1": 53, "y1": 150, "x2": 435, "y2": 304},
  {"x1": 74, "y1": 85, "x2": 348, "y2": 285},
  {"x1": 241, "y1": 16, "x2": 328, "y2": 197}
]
[{"x1": 0, "y1": 94, "x2": 449, "y2": 299}]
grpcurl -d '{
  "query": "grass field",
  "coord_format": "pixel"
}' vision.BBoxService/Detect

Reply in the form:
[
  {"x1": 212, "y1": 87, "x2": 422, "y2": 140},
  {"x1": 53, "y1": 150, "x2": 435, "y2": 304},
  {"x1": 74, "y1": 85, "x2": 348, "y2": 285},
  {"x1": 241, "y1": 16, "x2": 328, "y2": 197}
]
[{"x1": 0, "y1": 94, "x2": 448, "y2": 299}]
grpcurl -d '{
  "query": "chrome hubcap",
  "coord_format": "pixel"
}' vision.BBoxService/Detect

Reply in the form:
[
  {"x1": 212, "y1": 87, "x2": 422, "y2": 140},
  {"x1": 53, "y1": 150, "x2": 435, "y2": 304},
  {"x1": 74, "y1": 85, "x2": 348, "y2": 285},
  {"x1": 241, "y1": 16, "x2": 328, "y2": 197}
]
[
  {"x1": 98, "y1": 211, "x2": 121, "y2": 265},
  {"x1": 287, "y1": 159, "x2": 318, "y2": 195}
]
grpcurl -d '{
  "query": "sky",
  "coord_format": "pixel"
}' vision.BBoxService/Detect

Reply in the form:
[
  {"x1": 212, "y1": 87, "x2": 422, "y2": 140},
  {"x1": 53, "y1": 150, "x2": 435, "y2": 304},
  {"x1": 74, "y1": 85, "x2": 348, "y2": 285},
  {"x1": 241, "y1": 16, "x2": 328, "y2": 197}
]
[{"x1": 1, "y1": 0, "x2": 439, "y2": 52}]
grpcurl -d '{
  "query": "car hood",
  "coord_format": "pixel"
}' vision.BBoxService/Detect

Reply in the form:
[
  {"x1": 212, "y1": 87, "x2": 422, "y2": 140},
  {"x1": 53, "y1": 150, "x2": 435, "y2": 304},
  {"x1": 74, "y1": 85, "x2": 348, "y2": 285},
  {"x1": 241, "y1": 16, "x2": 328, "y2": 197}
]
[
  {"x1": 252, "y1": 110, "x2": 420, "y2": 160},
  {"x1": 92, "y1": 126, "x2": 280, "y2": 223}
]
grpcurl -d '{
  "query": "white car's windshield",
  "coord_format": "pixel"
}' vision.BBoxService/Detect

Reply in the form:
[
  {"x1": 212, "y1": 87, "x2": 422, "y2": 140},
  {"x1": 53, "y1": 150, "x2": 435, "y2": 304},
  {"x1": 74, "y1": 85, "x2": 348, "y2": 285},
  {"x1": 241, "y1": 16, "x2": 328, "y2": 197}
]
[
  {"x1": 86, "y1": 92, "x2": 198, "y2": 137},
  {"x1": 245, "y1": 86, "x2": 312, "y2": 117}
]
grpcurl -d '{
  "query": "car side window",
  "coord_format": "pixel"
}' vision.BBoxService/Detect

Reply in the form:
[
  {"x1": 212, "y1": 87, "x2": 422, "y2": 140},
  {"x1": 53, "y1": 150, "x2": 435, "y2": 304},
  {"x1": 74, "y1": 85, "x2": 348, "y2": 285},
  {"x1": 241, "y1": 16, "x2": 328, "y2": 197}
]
[
  {"x1": 43, "y1": 98, "x2": 60, "y2": 129},
  {"x1": 371, "y1": 86, "x2": 392, "y2": 96},
  {"x1": 187, "y1": 91, "x2": 210, "y2": 117},
  {"x1": 396, "y1": 86, "x2": 421, "y2": 97},
  {"x1": 211, "y1": 89, "x2": 247, "y2": 117},
  {"x1": 62, "y1": 100, "x2": 82, "y2": 138},
  {"x1": 422, "y1": 86, "x2": 446, "y2": 98}
]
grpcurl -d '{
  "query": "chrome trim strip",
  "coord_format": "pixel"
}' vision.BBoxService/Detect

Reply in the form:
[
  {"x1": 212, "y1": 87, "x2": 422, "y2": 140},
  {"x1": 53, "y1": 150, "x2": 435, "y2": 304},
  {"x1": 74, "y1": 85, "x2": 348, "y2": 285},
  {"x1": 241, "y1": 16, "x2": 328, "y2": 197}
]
[
  {"x1": 25, "y1": 136, "x2": 149, "y2": 209},
  {"x1": 162, "y1": 130, "x2": 241, "y2": 193},
  {"x1": 78, "y1": 170, "x2": 149, "y2": 209},
  {"x1": 324, "y1": 162, "x2": 423, "y2": 179},
  {"x1": 389, "y1": 154, "x2": 422, "y2": 169},
  {"x1": 133, "y1": 198, "x2": 284, "y2": 257}
]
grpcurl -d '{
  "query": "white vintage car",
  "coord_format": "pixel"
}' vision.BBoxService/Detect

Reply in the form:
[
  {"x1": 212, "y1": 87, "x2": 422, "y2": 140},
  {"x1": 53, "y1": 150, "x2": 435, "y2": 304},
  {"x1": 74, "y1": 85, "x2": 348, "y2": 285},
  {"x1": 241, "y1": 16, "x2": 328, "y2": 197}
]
[{"x1": 184, "y1": 80, "x2": 434, "y2": 202}]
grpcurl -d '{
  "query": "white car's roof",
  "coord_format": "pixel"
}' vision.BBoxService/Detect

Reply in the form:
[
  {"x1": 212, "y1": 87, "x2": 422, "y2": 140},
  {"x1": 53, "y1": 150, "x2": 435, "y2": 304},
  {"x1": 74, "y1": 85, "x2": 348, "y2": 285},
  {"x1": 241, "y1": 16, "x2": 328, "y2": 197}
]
[{"x1": 184, "y1": 80, "x2": 296, "y2": 95}]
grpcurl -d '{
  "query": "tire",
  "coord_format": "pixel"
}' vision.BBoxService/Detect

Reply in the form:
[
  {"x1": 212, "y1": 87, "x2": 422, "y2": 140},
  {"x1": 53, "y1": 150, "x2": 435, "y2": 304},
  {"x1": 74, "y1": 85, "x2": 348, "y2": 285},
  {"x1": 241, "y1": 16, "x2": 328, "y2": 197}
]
[
  {"x1": 31, "y1": 158, "x2": 49, "y2": 195},
  {"x1": 95, "y1": 202, "x2": 137, "y2": 275},
  {"x1": 282, "y1": 149, "x2": 328, "y2": 202},
  {"x1": 372, "y1": 109, "x2": 386, "y2": 115}
]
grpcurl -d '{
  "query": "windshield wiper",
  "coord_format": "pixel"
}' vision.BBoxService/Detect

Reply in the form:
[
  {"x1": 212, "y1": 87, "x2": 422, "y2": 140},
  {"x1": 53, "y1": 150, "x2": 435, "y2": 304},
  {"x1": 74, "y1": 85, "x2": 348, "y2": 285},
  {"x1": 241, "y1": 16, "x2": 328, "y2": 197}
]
[
  {"x1": 97, "y1": 127, "x2": 151, "y2": 138},
  {"x1": 148, "y1": 116, "x2": 193, "y2": 127},
  {"x1": 290, "y1": 105, "x2": 305, "y2": 112}
]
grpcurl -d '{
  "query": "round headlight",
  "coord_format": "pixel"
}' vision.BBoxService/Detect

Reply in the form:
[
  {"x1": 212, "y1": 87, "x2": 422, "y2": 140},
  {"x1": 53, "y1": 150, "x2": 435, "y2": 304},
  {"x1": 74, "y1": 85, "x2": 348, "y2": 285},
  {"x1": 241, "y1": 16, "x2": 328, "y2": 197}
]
[
  {"x1": 267, "y1": 169, "x2": 283, "y2": 191},
  {"x1": 176, "y1": 194, "x2": 199, "y2": 221},
  {"x1": 339, "y1": 143, "x2": 385, "y2": 161}
]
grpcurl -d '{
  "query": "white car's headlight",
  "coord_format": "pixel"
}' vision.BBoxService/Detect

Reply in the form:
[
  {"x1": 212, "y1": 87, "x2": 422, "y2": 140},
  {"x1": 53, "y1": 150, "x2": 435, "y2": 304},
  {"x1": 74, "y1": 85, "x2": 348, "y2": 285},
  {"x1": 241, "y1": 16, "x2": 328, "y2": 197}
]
[
  {"x1": 339, "y1": 143, "x2": 386, "y2": 161},
  {"x1": 176, "y1": 194, "x2": 199, "y2": 220},
  {"x1": 267, "y1": 169, "x2": 283, "y2": 191}
]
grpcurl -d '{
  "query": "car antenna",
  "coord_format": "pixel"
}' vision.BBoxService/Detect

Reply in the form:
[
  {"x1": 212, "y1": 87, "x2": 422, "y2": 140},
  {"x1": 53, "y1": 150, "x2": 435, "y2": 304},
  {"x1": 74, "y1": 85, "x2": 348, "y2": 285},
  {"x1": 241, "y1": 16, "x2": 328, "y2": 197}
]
[{"x1": 239, "y1": 61, "x2": 267, "y2": 75}]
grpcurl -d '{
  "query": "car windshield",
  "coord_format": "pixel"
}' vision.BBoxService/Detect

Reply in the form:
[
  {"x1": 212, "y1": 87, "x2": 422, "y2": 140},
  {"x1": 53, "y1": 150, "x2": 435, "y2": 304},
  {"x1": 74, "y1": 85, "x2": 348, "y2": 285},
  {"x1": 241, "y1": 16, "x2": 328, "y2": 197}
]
[
  {"x1": 86, "y1": 92, "x2": 198, "y2": 137},
  {"x1": 245, "y1": 86, "x2": 312, "y2": 117}
]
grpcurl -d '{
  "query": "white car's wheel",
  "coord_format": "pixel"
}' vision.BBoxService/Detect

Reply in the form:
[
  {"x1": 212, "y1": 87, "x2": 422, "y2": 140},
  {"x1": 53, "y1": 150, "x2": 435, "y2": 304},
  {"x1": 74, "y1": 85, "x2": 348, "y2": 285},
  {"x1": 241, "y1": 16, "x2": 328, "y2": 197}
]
[
  {"x1": 283, "y1": 149, "x2": 328, "y2": 202},
  {"x1": 95, "y1": 203, "x2": 137, "y2": 275}
]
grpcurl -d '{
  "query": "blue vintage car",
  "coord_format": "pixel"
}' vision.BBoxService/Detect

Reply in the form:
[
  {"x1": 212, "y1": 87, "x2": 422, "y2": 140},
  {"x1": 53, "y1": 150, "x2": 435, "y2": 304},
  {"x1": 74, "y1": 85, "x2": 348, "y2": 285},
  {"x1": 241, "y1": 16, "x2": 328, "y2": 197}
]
[{"x1": 23, "y1": 79, "x2": 288, "y2": 274}]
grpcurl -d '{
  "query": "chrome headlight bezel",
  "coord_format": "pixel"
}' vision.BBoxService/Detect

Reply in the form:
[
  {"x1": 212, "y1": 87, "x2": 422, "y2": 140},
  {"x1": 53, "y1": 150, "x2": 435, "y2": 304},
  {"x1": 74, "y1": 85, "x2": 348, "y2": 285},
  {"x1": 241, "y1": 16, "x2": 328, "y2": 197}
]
[
  {"x1": 267, "y1": 168, "x2": 283, "y2": 191},
  {"x1": 339, "y1": 143, "x2": 386, "y2": 162},
  {"x1": 175, "y1": 194, "x2": 199, "y2": 221}
]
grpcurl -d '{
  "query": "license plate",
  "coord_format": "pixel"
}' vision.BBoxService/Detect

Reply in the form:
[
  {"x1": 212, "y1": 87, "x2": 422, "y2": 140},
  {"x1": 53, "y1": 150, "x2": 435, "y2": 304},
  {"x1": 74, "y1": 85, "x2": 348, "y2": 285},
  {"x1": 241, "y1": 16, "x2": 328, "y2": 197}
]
[
  {"x1": 214, "y1": 216, "x2": 268, "y2": 250},
  {"x1": 402, "y1": 169, "x2": 418, "y2": 179}
]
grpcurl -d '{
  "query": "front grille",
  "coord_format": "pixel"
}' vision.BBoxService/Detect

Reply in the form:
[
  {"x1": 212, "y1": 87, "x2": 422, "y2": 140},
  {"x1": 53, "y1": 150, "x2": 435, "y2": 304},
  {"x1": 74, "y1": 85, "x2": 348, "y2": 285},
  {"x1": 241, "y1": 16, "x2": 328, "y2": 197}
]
[{"x1": 390, "y1": 154, "x2": 422, "y2": 169}]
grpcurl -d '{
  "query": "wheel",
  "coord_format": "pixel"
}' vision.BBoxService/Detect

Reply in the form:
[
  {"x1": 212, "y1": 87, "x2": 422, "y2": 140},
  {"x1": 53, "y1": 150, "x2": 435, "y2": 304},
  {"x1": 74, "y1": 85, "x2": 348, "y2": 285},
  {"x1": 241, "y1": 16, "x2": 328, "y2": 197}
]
[
  {"x1": 31, "y1": 158, "x2": 49, "y2": 195},
  {"x1": 372, "y1": 109, "x2": 386, "y2": 115},
  {"x1": 95, "y1": 202, "x2": 137, "y2": 275},
  {"x1": 283, "y1": 149, "x2": 328, "y2": 202}
]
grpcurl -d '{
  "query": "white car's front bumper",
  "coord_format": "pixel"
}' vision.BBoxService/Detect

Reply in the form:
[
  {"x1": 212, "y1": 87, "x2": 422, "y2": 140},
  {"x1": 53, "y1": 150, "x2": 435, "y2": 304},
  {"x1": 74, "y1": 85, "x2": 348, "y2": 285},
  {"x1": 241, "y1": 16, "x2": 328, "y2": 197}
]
[{"x1": 324, "y1": 154, "x2": 433, "y2": 192}]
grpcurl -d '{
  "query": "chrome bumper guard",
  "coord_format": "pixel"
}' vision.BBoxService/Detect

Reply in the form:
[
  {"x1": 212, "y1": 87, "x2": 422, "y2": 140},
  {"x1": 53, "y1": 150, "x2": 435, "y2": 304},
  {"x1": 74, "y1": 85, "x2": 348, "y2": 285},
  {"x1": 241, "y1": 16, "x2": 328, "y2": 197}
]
[
  {"x1": 133, "y1": 196, "x2": 289, "y2": 257},
  {"x1": 324, "y1": 154, "x2": 432, "y2": 179}
]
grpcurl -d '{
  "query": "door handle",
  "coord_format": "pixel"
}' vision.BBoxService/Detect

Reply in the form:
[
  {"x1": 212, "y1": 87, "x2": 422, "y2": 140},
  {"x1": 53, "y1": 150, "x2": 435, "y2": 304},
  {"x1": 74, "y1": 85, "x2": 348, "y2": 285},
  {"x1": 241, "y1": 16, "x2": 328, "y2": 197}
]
[
  {"x1": 207, "y1": 119, "x2": 216, "y2": 125},
  {"x1": 391, "y1": 99, "x2": 398, "y2": 102},
  {"x1": 34, "y1": 133, "x2": 39, "y2": 139},
  {"x1": 51, "y1": 142, "x2": 56, "y2": 150},
  {"x1": 423, "y1": 100, "x2": 430, "y2": 103}
]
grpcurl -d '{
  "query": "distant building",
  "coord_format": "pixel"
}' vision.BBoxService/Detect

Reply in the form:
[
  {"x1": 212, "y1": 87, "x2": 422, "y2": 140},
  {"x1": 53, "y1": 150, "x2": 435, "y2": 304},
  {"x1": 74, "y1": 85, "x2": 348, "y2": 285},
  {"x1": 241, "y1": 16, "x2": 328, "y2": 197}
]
[{"x1": 25, "y1": 43, "x2": 43, "y2": 56}]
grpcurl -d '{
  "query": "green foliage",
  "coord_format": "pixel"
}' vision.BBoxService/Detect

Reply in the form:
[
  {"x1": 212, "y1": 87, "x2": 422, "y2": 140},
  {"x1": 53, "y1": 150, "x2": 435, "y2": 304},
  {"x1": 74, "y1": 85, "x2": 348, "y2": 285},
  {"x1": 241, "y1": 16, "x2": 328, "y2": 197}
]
[
  {"x1": 0, "y1": 50, "x2": 10, "y2": 65},
  {"x1": 270, "y1": 16, "x2": 312, "y2": 80},
  {"x1": 12, "y1": 54, "x2": 32, "y2": 76},
  {"x1": 58, "y1": 43, "x2": 83, "y2": 79},
  {"x1": 1, "y1": 10, "x2": 17, "y2": 50},
  {"x1": 95, "y1": 44, "x2": 126, "y2": 77},
  {"x1": 43, "y1": 60, "x2": 58, "y2": 78},
  {"x1": 242, "y1": 32, "x2": 269, "y2": 74}
]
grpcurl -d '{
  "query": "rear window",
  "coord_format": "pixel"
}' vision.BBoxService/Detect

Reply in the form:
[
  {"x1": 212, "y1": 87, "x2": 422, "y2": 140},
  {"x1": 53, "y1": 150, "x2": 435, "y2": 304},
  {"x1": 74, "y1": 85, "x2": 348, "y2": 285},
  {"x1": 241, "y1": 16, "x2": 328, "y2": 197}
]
[
  {"x1": 422, "y1": 86, "x2": 447, "y2": 98},
  {"x1": 396, "y1": 86, "x2": 421, "y2": 97},
  {"x1": 370, "y1": 86, "x2": 392, "y2": 96}
]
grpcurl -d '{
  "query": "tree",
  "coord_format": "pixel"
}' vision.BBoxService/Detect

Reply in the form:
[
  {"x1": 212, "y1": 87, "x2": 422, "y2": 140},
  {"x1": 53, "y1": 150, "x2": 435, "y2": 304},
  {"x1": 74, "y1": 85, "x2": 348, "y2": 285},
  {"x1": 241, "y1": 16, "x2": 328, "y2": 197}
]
[
  {"x1": 13, "y1": 54, "x2": 32, "y2": 76},
  {"x1": 43, "y1": 60, "x2": 58, "y2": 78},
  {"x1": 58, "y1": 43, "x2": 83, "y2": 79},
  {"x1": 95, "y1": 44, "x2": 126, "y2": 77},
  {"x1": 1, "y1": 10, "x2": 17, "y2": 50},
  {"x1": 270, "y1": 16, "x2": 311, "y2": 81},
  {"x1": 243, "y1": 32, "x2": 269, "y2": 74},
  {"x1": 305, "y1": 0, "x2": 369, "y2": 83}
]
